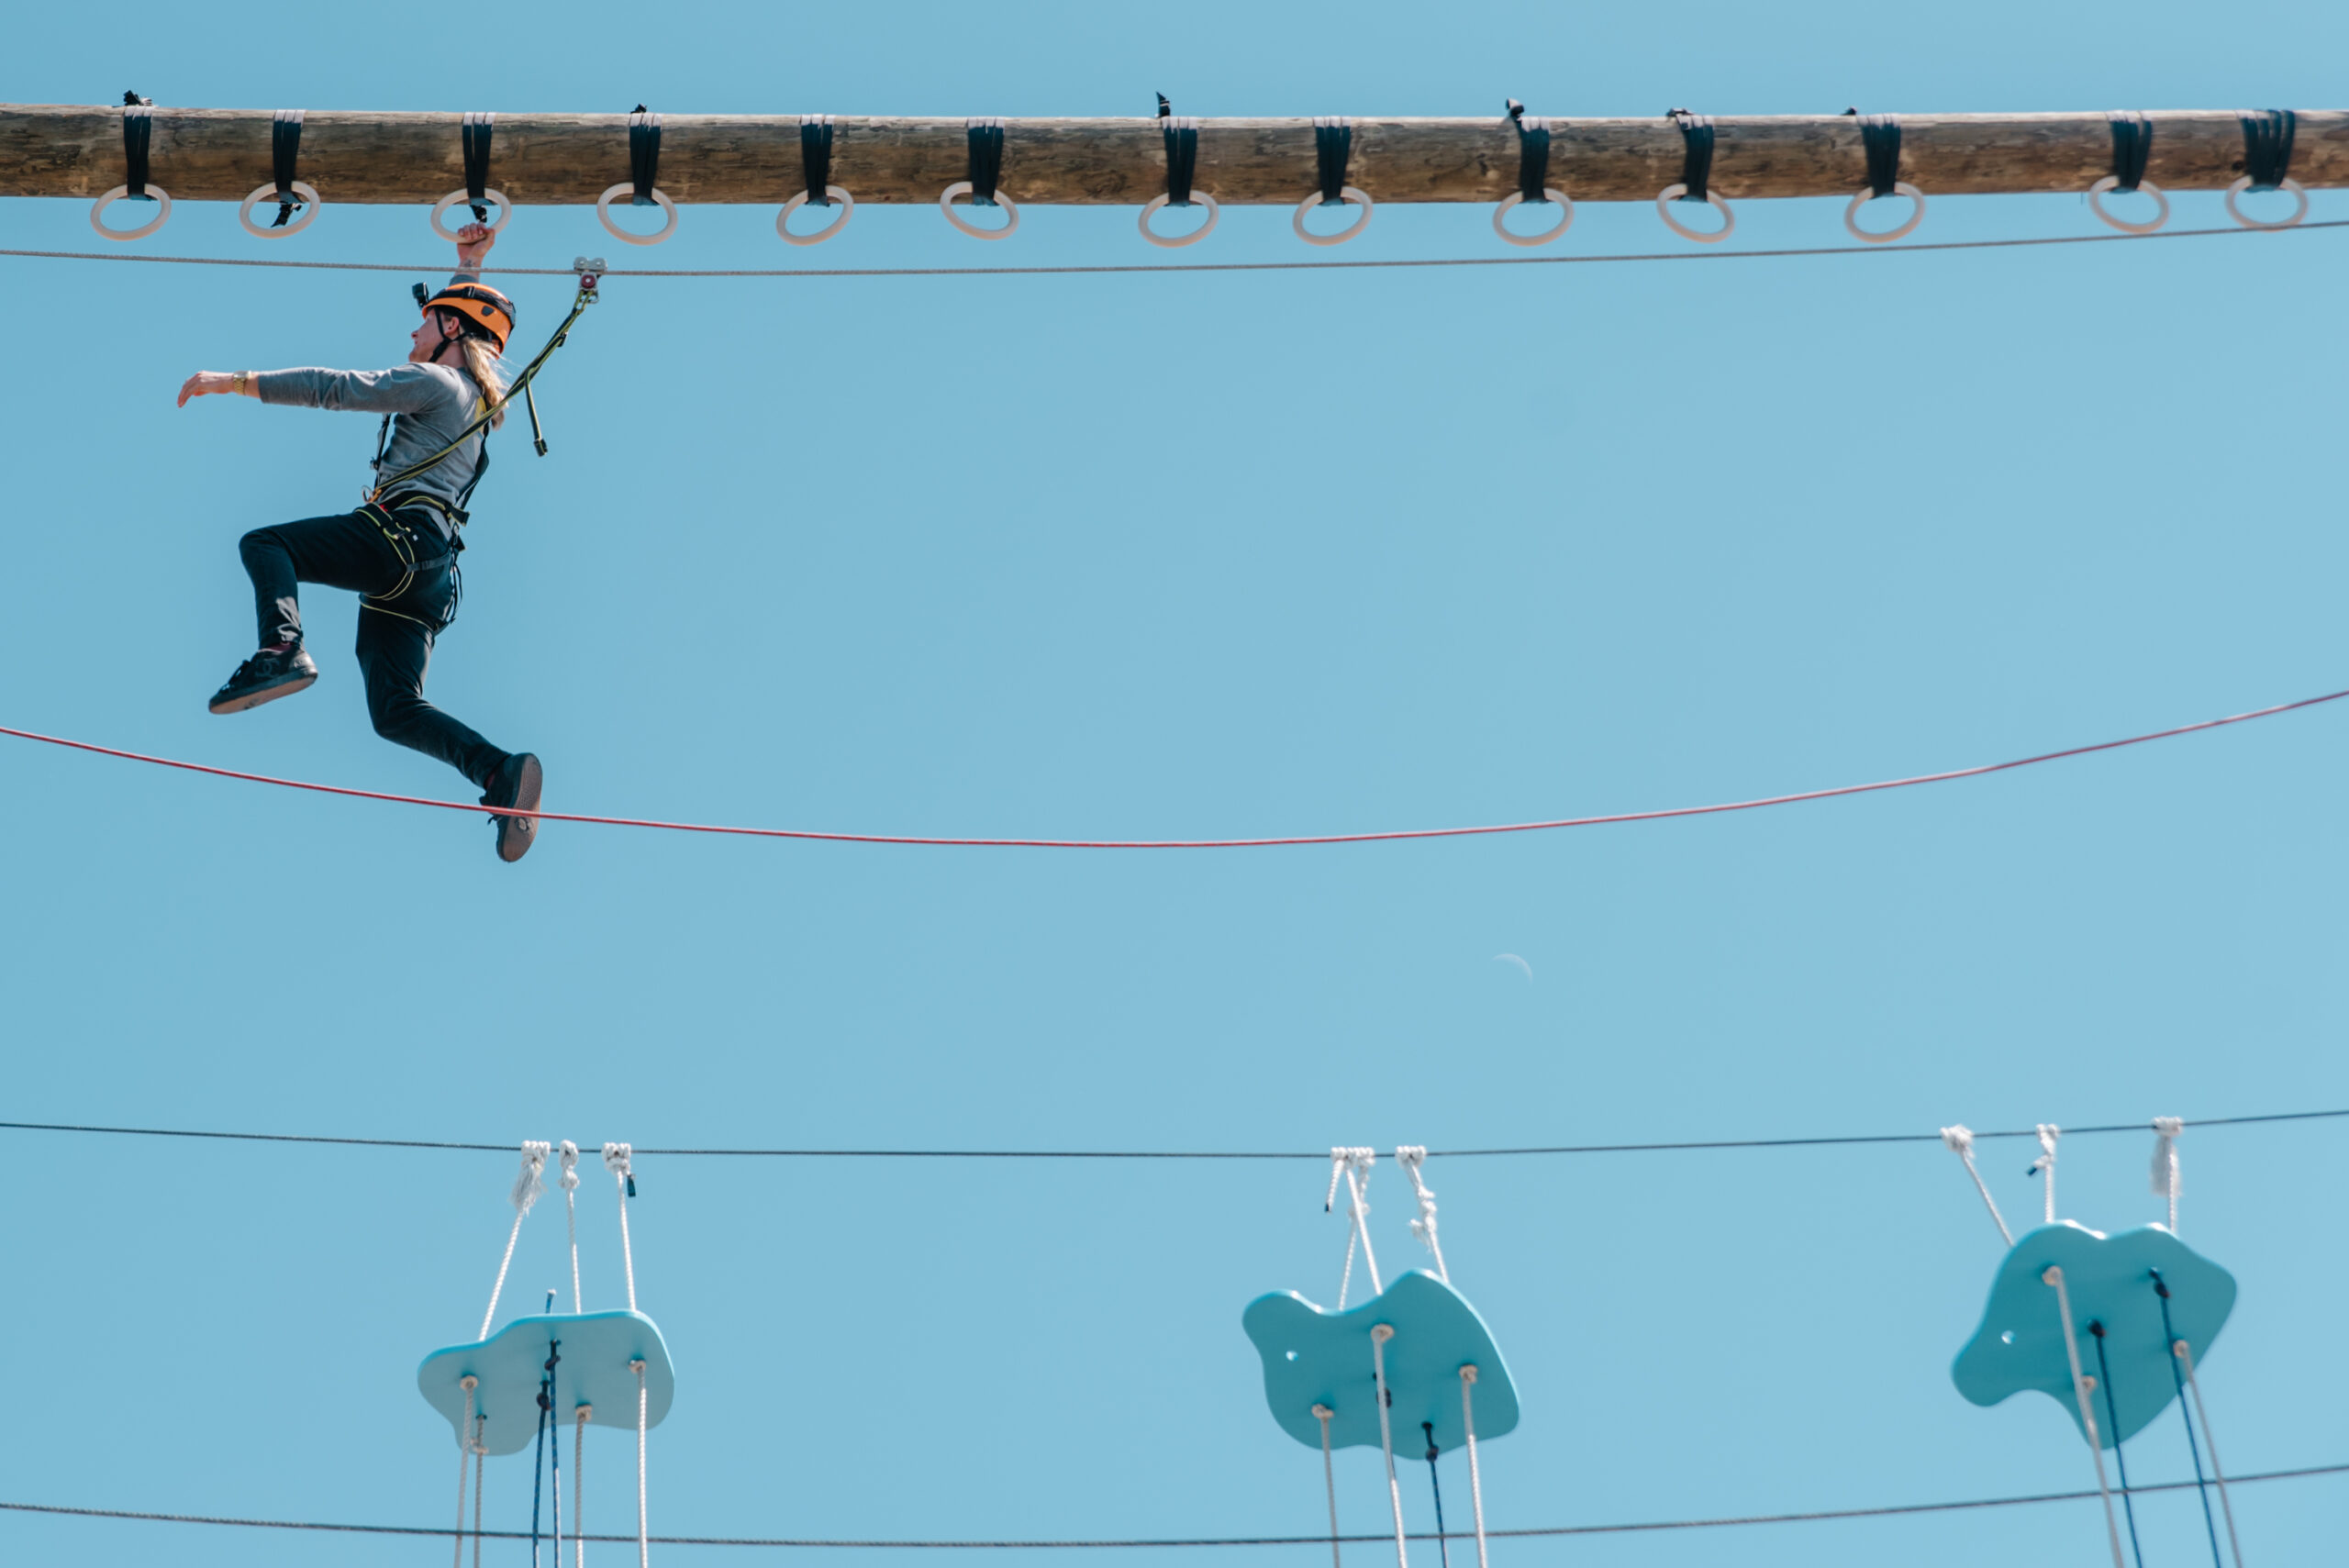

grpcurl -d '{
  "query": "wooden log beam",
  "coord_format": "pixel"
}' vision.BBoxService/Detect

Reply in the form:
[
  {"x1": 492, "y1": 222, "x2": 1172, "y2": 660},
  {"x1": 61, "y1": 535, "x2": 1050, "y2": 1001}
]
[{"x1": 3, "y1": 104, "x2": 2344, "y2": 207}]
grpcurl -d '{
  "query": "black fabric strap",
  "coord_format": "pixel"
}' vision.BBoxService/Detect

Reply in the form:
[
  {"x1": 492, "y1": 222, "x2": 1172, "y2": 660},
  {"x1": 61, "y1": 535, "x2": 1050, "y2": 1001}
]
[
  {"x1": 1508, "y1": 102, "x2": 1552, "y2": 202},
  {"x1": 799, "y1": 114, "x2": 834, "y2": 206},
  {"x1": 2106, "y1": 110, "x2": 2152, "y2": 194},
  {"x1": 2240, "y1": 108, "x2": 2297, "y2": 192},
  {"x1": 462, "y1": 110, "x2": 494, "y2": 218},
  {"x1": 1858, "y1": 113, "x2": 1901, "y2": 198},
  {"x1": 1668, "y1": 110, "x2": 1712, "y2": 202},
  {"x1": 966, "y1": 117, "x2": 1005, "y2": 206},
  {"x1": 1161, "y1": 106, "x2": 1198, "y2": 206},
  {"x1": 121, "y1": 102, "x2": 152, "y2": 199},
  {"x1": 629, "y1": 106, "x2": 662, "y2": 206},
  {"x1": 269, "y1": 109, "x2": 304, "y2": 226},
  {"x1": 1313, "y1": 117, "x2": 1352, "y2": 205}
]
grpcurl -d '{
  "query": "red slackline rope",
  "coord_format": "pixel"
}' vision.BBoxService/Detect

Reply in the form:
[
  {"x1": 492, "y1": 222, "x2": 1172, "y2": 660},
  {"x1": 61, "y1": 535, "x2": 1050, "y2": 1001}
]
[{"x1": 1, "y1": 686, "x2": 2341, "y2": 849}]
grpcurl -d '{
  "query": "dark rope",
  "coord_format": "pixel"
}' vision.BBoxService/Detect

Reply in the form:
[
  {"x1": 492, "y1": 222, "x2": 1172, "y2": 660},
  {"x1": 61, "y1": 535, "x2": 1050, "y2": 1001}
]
[
  {"x1": 1856, "y1": 113, "x2": 1901, "y2": 198},
  {"x1": 121, "y1": 99, "x2": 153, "y2": 200},
  {"x1": 1312, "y1": 117, "x2": 1352, "y2": 205},
  {"x1": 800, "y1": 115, "x2": 834, "y2": 205},
  {"x1": 2239, "y1": 108, "x2": 2297, "y2": 192},
  {"x1": 462, "y1": 111, "x2": 494, "y2": 220},
  {"x1": 529, "y1": 1370, "x2": 551, "y2": 1568},
  {"x1": 1421, "y1": 1423, "x2": 1450, "y2": 1568},
  {"x1": 2087, "y1": 1323, "x2": 2144, "y2": 1568},
  {"x1": 629, "y1": 106, "x2": 662, "y2": 206},
  {"x1": 267, "y1": 110, "x2": 303, "y2": 225},
  {"x1": 2151, "y1": 1271, "x2": 2227, "y2": 1568},
  {"x1": 2107, "y1": 110, "x2": 2152, "y2": 194},
  {"x1": 1666, "y1": 109, "x2": 1713, "y2": 202},
  {"x1": 547, "y1": 1333, "x2": 561, "y2": 1568},
  {"x1": 1507, "y1": 100, "x2": 1552, "y2": 203},
  {"x1": 1159, "y1": 96, "x2": 1197, "y2": 206},
  {"x1": 965, "y1": 117, "x2": 1005, "y2": 206}
]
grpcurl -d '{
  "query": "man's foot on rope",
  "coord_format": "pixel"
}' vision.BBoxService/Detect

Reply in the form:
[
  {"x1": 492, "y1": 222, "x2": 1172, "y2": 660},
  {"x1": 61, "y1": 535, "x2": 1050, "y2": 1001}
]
[
  {"x1": 207, "y1": 644, "x2": 318, "y2": 715},
  {"x1": 482, "y1": 751, "x2": 543, "y2": 862}
]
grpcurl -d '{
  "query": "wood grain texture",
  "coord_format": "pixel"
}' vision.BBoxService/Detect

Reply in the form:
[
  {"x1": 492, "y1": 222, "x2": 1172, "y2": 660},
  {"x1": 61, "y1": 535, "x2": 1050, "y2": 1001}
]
[{"x1": 6, "y1": 106, "x2": 2344, "y2": 206}]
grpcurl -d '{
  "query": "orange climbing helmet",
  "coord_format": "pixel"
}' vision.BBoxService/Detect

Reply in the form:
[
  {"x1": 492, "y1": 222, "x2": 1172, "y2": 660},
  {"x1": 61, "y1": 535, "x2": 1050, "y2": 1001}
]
[{"x1": 417, "y1": 281, "x2": 516, "y2": 350}]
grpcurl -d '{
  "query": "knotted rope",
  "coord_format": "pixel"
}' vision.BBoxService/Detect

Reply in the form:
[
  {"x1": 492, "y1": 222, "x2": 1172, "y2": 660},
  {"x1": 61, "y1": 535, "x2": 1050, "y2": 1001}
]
[
  {"x1": 1324, "y1": 1149, "x2": 1380, "y2": 1307},
  {"x1": 1940, "y1": 1125, "x2": 2014, "y2": 1245},
  {"x1": 2151, "y1": 1118, "x2": 2183, "y2": 1231},
  {"x1": 1395, "y1": 1147, "x2": 1449, "y2": 1283},
  {"x1": 482, "y1": 1141, "x2": 551, "y2": 1339}
]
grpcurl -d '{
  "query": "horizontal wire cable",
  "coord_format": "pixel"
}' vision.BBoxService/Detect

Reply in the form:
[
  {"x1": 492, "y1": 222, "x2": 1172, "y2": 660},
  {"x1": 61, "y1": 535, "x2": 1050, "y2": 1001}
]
[
  {"x1": 5, "y1": 1462, "x2": 2343, "y2": 1548},
  {"x1": 1, "y1": 1106, "x2": 2341, "y2": 1161},
  {"x1": 0, "y1": 217, "x2": 2341, "y2": 280},
  {"x1": 5, "y1": 684, "x2": 2344, "y2": 850}
]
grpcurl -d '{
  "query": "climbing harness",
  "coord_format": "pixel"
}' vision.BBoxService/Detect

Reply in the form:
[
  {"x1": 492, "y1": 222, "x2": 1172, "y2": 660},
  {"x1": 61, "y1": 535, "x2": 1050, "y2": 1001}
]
[
  {"x1": 352, "y1": 497, "x2": 462, "y2": 631},
  {"x1": 419, "y1": 1140, "x2": 674, "y2": 1568},
  {"x1": 1945, "y1": 1117, "x2": 2241, "y2": 1568},
  {"x1": 1249, "y1": 1147, "x2": 1515, "y2": 1568},
  {"x1": 366, "y1": 258, "x2": 605, "y2": 525}
]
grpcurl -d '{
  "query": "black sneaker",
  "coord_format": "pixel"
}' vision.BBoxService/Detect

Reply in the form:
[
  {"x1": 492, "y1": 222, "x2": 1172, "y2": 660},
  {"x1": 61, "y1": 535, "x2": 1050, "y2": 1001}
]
[
  {"x1": 481, "y1": 751, "x2": 544, "y2": 863},
  {"x1": 208, "y1": 644, "x2": 318, "y2": 715}
]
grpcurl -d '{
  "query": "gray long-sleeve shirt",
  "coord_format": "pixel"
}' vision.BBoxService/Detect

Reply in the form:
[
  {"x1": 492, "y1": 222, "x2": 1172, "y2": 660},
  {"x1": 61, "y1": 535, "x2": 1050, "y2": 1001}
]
[{"x1": 254, "y1": 271, "x2": 492, "y2": 536}]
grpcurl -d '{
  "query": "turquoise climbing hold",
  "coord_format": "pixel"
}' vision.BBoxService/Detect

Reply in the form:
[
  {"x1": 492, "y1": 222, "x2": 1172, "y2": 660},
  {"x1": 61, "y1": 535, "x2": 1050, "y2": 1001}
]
[
  {"x1": 417, "y1": 1310, "x2": 675, "y2": 1456},
  {"x1": 1243, "y1": 1270, "x2": 1519, "y2": 1454},
  {"x1": 1952, "y1": 1222, "x2": 2233, "y2": 1448}
]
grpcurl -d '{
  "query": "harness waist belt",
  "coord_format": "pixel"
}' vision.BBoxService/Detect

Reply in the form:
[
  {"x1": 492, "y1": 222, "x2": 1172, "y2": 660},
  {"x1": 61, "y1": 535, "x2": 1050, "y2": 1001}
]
[{"x1": 374, "y1": 491, "x2": 470, "y2": 533}]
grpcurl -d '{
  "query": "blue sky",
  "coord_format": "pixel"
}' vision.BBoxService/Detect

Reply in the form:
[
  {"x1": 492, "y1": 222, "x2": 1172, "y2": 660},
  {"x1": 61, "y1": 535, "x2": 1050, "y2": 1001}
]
[{"x1": 5, "y1": 1, "x2": 2349, "y2": 1564}]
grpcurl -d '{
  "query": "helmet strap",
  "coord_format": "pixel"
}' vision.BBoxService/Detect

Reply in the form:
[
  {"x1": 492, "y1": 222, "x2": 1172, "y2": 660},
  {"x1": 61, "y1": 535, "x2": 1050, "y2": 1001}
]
[{"x1": 432, "y1": 310, "x2": 469, "y2": 368}]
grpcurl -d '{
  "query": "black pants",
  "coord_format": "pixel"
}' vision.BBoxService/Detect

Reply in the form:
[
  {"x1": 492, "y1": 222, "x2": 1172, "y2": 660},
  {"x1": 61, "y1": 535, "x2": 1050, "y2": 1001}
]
[{"x1": 239, "y1": 508, "x2": 509, "y2": 789}]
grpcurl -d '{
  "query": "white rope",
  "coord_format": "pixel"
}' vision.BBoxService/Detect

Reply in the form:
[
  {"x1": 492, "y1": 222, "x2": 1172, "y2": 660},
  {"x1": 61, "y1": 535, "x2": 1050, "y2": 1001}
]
[
  {"x1": 552, "y1": 1375, "x2": 565, "y2": 1568},
  {"x1": 1326, "y1": 1149, "x2": 1380, "y2": 1308},
  {"x1": 1394, "y1": 1147, "x2": 1448, "y2": 1284},
  {"x1": 2151, "y1": 1118, "x2": 2184, "y2": 1233},
  {"x1": 1459, "y1": 1367, "x2": 1489, "y2": 1568},
  {"x1": 2031, "y1": 1125, "x2": 2061, "y2": 1225},
  {"x1": 1312, "y1": 1404, "x2": 1341, "y2": 1568},
  {"x1": 453, "y1": 1377, "x2": 476, "y2": 1568},
  {"x1": 2043, "y1": 1265, "x2": 2127, "y2": 1568},
  {"x1": 1938, "y1": 1126, "x2": 2013, "y2": 1245},
  {"x1": 560, "y1": 1141, "x2": 583, "y2": 1313},
  {"x1": 1368, "y1": 1326, "x2": 1409, "y2": 1568},
  {"x1": 631, "y1": 1358, "x2": 649, "y2": 1568},
  {"x1": 482, "y1": 1142, "x2": 551, "y2": 1340},
  {"x1": 574, "y1": 1406, "x2": 591, "y2": 1568},
  {"x1": 471, "y1": 1415, "x2": 486, "y2": 1568},
  {"x1": 2176, "y1": 1339, "x2": 2244, "y2": 1565},
  {"x1": 605, "y1": 1144, "x2": 638, "y2": 1313}
]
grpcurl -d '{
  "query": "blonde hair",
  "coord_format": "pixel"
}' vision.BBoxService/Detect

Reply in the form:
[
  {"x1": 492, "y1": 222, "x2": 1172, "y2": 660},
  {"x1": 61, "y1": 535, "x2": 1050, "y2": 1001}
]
[{"x1": 454, "y1": 331, "x2": 509, "y2": 429}]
